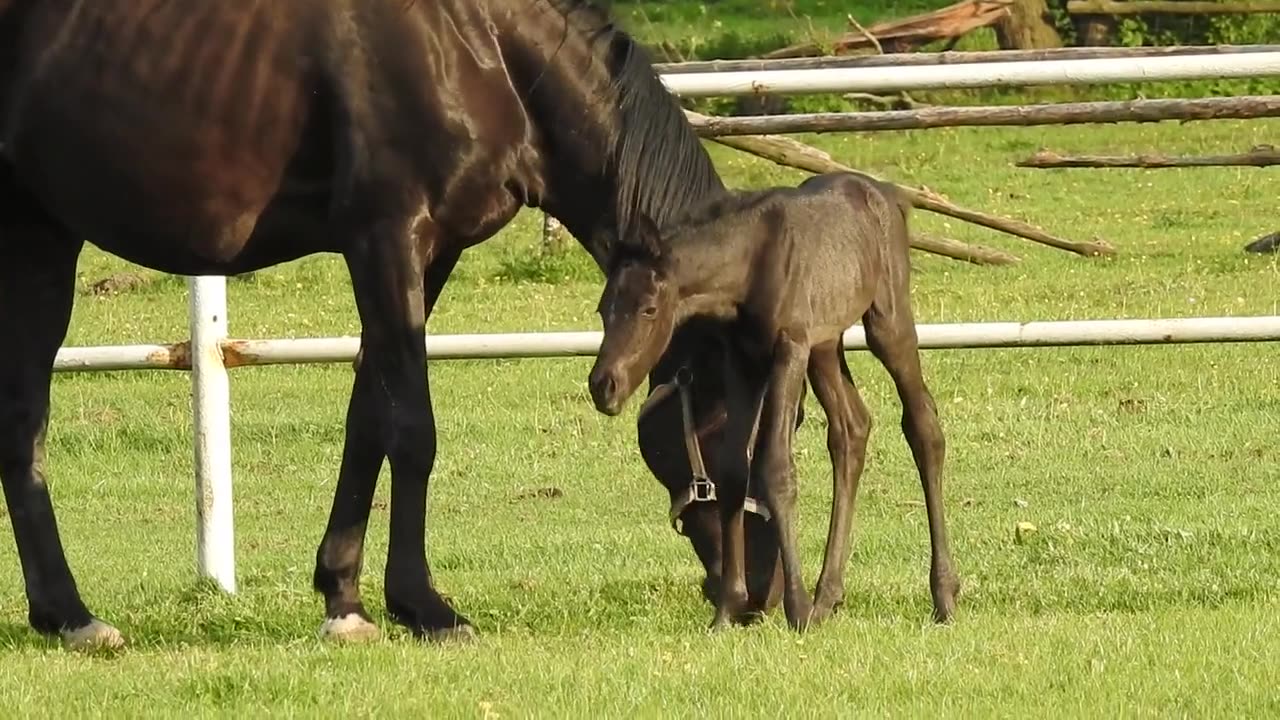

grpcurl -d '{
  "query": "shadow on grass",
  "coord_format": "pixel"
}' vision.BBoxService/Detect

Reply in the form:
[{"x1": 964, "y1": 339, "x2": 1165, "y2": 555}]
[{"x1": 3, "y1": 572, "x2": 1274, "y2": 653}]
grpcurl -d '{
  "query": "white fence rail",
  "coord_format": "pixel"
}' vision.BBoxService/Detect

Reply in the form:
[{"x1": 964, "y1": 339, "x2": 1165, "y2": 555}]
[
  {"x1": 51, "y1": 51, "x2": 1280, "y2": 594},
  {"x1": 54, "y1": 312, "x2": 1280, "y2": 373},
  {"x1": 659, "y1": 52, "x2": 1280, "y2": 96}
]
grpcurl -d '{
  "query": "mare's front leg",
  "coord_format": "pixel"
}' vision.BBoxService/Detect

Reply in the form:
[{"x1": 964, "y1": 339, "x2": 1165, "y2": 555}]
[
  {"x1": 313, "y1": 247, "x2": 462, "y2": 642},
  {"x1": 755, "y1": 331, "x2": 816, "y2": 631},
  {"x1": 335, "y1": 206, "x2": 472, "y2": 642},
  {"x1": 709, "y1": 356, "x2": 765, "y2": 630},
  {"x1": 0, "y1": 210, "x2": 121, "y2": 651}
]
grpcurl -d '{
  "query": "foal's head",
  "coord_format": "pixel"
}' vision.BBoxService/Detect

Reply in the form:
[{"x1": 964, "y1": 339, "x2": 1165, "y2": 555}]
[{"x1": 589, "y1": 215, "x2": 679, "y2": 416}]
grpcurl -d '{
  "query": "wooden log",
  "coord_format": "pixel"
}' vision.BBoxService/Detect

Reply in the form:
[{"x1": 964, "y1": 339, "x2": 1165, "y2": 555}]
[
  {"x1": 1017, "y1": 146, "x2": 1280, "y2": 168},
  {"x1": 541, "y1": 213, "x2": 569, "y2": 252},
  {"x1": 1073, "y1": 14, "x2": 1117, "y2": 47},
  {"x1": 1067, "y1": 0, "x2": 1280, "y2": 13},
  {"x1": 994, "y1": 0, "x2": 1064, "y2": 50},
  {"x1": 653, "y1": 44, "x2": 1280, "y2": 74},
  {"x1": 689, "y1": 117, "x2": 1116, "y2": 257},
  {"x1": 762, "y1": 0, "x2": 1013, "y2": 59},
  {"x1": 684, "y1": 96, "x2": 1280, "y2": 136},
  {"x1": 912, "y1": 233, "x2": 1023, "y2": 265}
]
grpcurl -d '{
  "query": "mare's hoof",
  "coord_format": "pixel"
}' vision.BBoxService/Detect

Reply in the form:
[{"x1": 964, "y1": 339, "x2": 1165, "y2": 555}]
[
  {"x1": 318, "y1": 613, "x2": 382, "y2": 643},
  {"x1": 425, "y1": 624, "x2": 477, "y2": 644},
  {"x1": 61, "y1": 619, "x2": 125, "y2": 653}
]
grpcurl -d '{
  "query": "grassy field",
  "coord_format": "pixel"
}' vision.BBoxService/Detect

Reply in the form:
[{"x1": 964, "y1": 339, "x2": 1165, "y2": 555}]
[{"x1": 4, "y1": 11, "x2": 1280, "y2": 717}]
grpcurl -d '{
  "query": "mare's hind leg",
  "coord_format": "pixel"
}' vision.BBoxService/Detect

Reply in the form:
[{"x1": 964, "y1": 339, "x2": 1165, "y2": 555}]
[
  {"x1": 807, "y1": 343, "x2": 872, "y2": 619},
  {"x1": 313, "y1": 249, "x2": 462, "y2": 642},
  {"x1": 0, "y1": 200, "x2": 121, "y2": 651},
  {"x1": 864, "y1": 290, "x2": 960, "y2": 623},
  {"x1": 754, "y1": 331, "x2": 816, "y2": 631}
]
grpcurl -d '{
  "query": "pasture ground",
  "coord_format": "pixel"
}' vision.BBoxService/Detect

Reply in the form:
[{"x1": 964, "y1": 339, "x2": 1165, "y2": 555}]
[{"x1": 2, "y1": 8, "x2": 1280, "y2": 715}]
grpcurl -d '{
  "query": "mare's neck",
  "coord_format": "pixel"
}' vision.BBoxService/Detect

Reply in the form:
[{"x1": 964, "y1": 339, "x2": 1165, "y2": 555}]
[{"x1": 494, "y1": 1, "x2": 725, "y2": 267}]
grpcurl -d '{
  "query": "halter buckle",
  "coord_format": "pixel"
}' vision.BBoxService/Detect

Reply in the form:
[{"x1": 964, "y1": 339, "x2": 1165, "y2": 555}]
[{"x1": 691, "y1": 475, "x2": 717, "y2": 503}]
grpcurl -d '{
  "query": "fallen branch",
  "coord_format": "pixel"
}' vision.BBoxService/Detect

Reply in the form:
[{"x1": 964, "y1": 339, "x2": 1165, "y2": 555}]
[
  {"x1": 685, "y1": 113, "x2": 1115, "y2": 257},
  {"x1": 1018, "y1": 145, "x2": 1280, "y2": 168},
  {"x1": 842, "y1": 92, "x2": 933, "y2": 109},
  {"x1": 1067, "y1": 0, "x2": 1280, "y2": 14},
  {"x1": 685, "y1": 96, "x2": 1280, "y2": 136},
  {"x1": 654, "y1": 44, "x2": 1280, "y2": 73},
  {"x1": 763, "y1": 0, "x2": 1012, "y2": 58},
  {"x1": 913, "y1": 233, "x2": 1022, "y2": 265}
]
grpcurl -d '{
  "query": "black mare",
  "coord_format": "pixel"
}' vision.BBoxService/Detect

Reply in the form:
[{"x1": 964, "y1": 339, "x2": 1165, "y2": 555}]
[{"x1": 0, "y1": 0, "x2": 767, "y2": 649}]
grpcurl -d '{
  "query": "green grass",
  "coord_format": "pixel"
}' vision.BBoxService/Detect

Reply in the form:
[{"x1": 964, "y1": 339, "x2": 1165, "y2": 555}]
[{"x1": 3, "y1": 95, "x2": 1280, "y2": 718}]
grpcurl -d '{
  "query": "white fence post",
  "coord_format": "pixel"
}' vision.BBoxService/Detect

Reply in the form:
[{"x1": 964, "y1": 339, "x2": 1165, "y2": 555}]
[{"x1": 187, "y1": 275, "x2": 236, "y2": 593}]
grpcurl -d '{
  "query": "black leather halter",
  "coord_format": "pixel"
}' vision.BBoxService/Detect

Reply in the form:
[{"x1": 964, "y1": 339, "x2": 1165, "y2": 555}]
[{"x1": 636, "y1": 366, "x2": 771, "y2": 534}]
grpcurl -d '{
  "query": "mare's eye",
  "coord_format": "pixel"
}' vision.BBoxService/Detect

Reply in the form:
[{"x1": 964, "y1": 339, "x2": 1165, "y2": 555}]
[{"x1": 641, "y1": 305, "x2": 658, "y2": 318}]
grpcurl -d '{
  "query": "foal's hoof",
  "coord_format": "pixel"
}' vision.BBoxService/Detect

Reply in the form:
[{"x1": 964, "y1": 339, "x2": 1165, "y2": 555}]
[
  {"x1": 425, "y1": 623, "x2": 478, "y2": 644},
  {"x1": 931, "y1": 573, "x2": 962, "y2": 624},
  {"x1": 784, "y1": 599, "x2": 821, "y2": 633},
  {"x1": 318, "y1": 614, "x2": 382, "y2": 643},
  {"x1": 61, "y1": 619, "x2": 125, "y2": 653}
]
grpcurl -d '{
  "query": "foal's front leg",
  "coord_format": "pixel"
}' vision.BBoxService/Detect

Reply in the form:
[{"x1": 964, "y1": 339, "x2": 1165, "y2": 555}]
[{"x1": 756, "y1": 331, "x2": 816, "y2": 631}]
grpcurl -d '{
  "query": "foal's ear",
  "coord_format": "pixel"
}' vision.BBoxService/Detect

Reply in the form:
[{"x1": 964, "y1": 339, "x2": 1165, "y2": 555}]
[{"x1": 630, "y1": 213, "x2": 664, "y2": 262}]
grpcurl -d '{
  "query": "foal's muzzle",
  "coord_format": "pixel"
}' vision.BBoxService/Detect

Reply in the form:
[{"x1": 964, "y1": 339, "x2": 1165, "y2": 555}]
[{"x1": 589, "y1": 367, "x2": 625, "y2": 416}]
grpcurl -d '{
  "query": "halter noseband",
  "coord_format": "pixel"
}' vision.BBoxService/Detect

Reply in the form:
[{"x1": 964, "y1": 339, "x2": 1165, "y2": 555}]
[{"x1": 637, "y1": 366, "x2": 771, "y2": 535}]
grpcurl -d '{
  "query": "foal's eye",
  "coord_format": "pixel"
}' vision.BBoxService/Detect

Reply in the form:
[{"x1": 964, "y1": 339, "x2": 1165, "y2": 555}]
[{"x1": 641, "y1": 305, "x2": 658, "y2": 318}]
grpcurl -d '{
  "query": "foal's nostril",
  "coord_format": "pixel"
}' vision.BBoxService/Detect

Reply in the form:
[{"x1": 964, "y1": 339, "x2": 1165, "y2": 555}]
[{"x1": 589, "y1": 369, "x2": 621, "y2": 413}]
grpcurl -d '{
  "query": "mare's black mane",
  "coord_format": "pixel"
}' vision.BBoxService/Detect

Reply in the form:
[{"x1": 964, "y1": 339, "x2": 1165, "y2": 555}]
[{"x1": 546, "y1": 0, "x2": 725, "y2": 241}]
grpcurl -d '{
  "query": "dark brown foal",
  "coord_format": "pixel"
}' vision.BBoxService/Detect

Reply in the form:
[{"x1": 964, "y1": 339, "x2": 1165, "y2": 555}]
[{"x1": 587, "y1": 171, "x2": 960, "y2": 631}]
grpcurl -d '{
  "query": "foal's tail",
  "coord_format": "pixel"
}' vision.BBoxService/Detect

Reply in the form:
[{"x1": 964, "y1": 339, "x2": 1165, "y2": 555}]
[
  {"x1": 881, "y1": 180, "x2": 914, "y2": 229},
  {"x1": 866, "y1": 177, "x2": 913, "y2": 255}
]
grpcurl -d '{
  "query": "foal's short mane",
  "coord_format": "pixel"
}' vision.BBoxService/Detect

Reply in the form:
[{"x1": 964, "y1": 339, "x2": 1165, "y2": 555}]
[{"x1": 544, "y1": 0, "x2": 725, "y2": 240}]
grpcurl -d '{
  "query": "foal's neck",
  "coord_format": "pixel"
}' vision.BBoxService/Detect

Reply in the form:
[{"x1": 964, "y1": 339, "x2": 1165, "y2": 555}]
[{"x1": 664, "y1": 212, "x2": 760, "y2": 324}]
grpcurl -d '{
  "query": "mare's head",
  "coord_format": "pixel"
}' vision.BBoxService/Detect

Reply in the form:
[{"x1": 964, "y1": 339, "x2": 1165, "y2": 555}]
[
  {"x1": 634, "y1": 323, "x2": 786, "y2": 612},
  {"x1": 588, "y1": 214, "x2": 679, "y2": 416},
  {"x1": 523, "y1": 2, "x2": 782, "y2": 610}
]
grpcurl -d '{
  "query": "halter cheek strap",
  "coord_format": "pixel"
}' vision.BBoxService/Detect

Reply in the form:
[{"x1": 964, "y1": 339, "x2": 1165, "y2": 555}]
[{"x1": 637, "y1": 366, "x2": 772, "y2": 535}]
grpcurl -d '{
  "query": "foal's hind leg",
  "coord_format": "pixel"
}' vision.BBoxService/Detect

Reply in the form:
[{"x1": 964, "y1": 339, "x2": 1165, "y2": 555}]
[
  {"x1": 0, "y1": 209, "x2": 121, "y2": 651},
  {"x1": 864, "y1": 293, "x2": 960, "y2": 623},
  {"x1": 807, "y1": 343, "x2": 872, "y2": 620}
]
